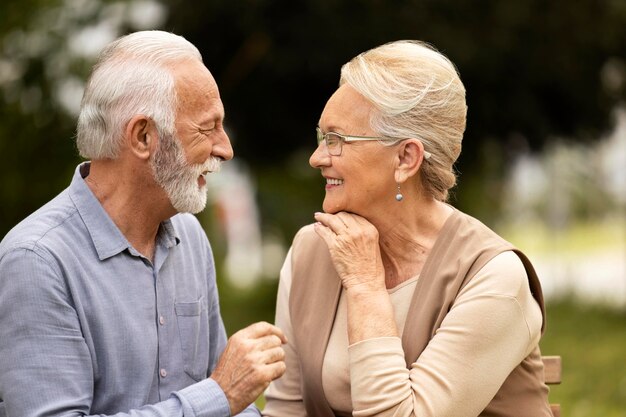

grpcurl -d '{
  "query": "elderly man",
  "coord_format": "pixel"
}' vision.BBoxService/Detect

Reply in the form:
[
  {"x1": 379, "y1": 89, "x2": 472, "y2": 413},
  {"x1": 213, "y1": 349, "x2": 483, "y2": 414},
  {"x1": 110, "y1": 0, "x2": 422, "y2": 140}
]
[{"x1": 0, "y1": 31, "x2": 286, "y2": 417}]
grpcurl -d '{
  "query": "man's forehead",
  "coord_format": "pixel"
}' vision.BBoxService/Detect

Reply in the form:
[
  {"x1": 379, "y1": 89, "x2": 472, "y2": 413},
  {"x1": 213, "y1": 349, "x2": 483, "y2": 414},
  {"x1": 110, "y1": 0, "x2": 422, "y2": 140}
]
[{"x1": 174, "y1": 63, "x2": 216, "y2": 89}]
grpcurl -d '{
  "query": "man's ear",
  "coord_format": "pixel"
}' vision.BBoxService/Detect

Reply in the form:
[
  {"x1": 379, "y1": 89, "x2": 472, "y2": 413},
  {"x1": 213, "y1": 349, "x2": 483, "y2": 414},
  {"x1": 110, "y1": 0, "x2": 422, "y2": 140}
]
[
  {"x1": 394, "y1": 139, "x2": 427, "y2": 183},
  {"x1": 125, "y1": 115, "x2": 156, "y2": 160}
]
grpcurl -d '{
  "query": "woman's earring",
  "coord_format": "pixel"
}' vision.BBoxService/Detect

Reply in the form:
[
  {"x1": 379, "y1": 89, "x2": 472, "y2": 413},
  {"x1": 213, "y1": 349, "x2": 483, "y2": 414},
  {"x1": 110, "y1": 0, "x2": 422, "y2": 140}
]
[{"x1": 395, "y1": 184, "x2": 403, "y2": 202}]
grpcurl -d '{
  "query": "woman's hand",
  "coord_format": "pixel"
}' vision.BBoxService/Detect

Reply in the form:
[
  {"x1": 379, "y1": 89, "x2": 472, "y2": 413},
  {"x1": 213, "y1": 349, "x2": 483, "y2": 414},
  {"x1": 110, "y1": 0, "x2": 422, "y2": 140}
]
[
  {"x1": 313, "y1": 211, "x2": 385, "y2": 293},
  {"x1": 314, "y1": 211, "x2": 398, "y2": 343}
]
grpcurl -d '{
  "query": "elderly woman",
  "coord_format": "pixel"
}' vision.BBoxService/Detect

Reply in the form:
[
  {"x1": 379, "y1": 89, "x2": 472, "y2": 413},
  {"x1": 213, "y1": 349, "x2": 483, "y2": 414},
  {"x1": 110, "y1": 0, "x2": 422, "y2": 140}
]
[{"x1": 262, "y1": 41, "x2": 552, "y2": 417}]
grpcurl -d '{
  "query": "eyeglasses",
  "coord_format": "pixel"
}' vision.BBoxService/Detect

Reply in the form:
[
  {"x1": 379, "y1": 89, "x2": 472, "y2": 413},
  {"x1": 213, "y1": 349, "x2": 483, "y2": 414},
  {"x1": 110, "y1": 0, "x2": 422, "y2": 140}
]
[
  {"x1": 316, "y1": 127, "x2": 432, "y2": 159},
  {"x1": 316, "y1": 127, "x2": 397, "y2": 156}
]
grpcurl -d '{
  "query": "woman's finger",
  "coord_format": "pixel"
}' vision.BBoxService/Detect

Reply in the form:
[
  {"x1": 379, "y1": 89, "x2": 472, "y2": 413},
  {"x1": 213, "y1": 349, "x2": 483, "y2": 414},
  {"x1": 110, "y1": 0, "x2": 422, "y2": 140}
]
[
  {"x1": 314, "y1": 212, "x2": 348, "y2": 235},
  {"x1": 313, "y1": 221, "x2": 336, "y2": 245},
  {"x1": 336, "y1": 212, "x2": 377, "y2": 234},
  {"x1": 335, "y1": 211, "x2": 359, "y2": 227}
]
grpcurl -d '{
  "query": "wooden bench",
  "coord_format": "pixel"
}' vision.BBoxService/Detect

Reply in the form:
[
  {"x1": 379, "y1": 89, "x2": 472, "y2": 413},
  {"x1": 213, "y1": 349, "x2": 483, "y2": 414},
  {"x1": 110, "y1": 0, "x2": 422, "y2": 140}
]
[{"x1": 542, "y1": 355, "x2": 562, "y2": 417}]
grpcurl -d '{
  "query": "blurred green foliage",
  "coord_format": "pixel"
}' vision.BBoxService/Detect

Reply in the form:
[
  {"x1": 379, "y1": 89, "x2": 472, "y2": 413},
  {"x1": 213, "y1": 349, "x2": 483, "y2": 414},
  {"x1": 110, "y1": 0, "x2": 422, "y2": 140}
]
[
  {"x1": 2, "y1": 0, "x2": 626, "y2": 237},
  {"x1": 219, "y1": 278, "x2": 279, "y2": 335},
  {"x1": 163, "y1": 0, "x2": 626, "y2": 225},
  {"x1": 541, "y1": 299, "x2": 626, "y2": 416},
  {"x1": 1, "y1": 0, "x2": 80, "y2": 232}
]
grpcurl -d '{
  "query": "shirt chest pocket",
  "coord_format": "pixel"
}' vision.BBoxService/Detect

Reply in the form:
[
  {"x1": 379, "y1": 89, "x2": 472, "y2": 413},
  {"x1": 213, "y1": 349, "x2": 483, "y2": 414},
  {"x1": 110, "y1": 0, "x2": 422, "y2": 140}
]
[{"x1": 175, "y1": 297, "x2": 210, "y2": 381}]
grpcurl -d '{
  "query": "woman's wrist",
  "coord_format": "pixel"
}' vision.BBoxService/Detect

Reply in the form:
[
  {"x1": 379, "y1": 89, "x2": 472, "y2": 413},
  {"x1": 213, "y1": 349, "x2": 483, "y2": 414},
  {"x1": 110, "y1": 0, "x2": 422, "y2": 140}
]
[
  {"x1": 341, "y1": 274, "x2": 387, "y2": 294},
  {"x1": 345, "y1": 289, "x2": 398, "y2": 343}
]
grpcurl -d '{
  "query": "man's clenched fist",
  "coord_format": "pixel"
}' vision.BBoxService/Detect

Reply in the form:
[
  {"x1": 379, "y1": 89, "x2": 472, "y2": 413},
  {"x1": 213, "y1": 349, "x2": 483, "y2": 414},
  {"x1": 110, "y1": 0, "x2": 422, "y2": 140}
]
[{"x1": 211, "y1": 322, "x2": 287, "y2": 414}]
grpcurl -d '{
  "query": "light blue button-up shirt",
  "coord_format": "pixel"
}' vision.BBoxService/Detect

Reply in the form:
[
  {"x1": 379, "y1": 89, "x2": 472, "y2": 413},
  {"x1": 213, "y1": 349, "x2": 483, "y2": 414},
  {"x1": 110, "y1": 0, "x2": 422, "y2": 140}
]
[{"x1": 0, "y1": 163, "x2": 259, "y2": 417}]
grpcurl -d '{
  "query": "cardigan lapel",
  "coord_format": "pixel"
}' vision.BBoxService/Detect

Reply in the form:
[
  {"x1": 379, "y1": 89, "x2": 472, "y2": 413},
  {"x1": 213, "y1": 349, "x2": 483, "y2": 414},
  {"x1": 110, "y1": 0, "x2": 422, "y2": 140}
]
[
  {"x1": 401, "y1": 209, "x2": 463, "y2": 366},
  {"x1": 289, "y1": 225, "x2": 342, "y2": 417}
]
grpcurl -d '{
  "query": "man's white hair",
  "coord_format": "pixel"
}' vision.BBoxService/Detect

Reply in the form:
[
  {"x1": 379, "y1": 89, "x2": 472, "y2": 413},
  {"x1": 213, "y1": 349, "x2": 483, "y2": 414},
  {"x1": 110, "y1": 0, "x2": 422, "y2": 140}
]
[{"x1": 76, "y1": 30, "x2": 203, "y2": 159}]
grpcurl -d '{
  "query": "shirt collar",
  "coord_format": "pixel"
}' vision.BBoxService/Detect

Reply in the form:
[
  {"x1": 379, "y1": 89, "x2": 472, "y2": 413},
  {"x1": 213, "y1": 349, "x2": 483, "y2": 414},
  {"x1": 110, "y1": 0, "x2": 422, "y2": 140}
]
[
  {"x1": 158, "y1": 219, "x2": 181, "y2": 249},
  {"x1": 69, "y1": 162, "x2": 180, "y2": 261}
]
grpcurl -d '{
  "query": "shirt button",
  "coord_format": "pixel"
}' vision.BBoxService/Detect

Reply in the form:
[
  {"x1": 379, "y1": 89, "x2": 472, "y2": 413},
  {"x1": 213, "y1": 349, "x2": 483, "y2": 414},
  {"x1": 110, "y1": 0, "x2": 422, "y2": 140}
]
[
  {"x1": 159, "y1": 316, "x2": 165, "y2": 325},
  {"x1": 160, "y1": 368, "x2": 167, "y2": 378}
]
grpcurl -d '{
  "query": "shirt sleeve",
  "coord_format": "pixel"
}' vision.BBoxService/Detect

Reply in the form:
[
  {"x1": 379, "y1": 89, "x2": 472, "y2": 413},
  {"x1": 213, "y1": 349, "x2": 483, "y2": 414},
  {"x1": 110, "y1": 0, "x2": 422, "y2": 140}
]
[
  {"x1": 261, "y1": 248, "x2": 307, "y2": 417},
  {"x1": 0, "y1": 246, "x2": 249, "y2": 417},
  {"x1": 347, "y1": 251, "x2": 544, "y2": 417}
]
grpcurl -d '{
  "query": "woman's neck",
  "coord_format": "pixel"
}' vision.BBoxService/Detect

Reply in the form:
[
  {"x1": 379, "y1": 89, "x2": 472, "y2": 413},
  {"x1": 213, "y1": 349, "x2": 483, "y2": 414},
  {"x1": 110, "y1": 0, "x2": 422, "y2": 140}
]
[{"x1": 373, "y1": 199, "x2": 453, "y2": 288}]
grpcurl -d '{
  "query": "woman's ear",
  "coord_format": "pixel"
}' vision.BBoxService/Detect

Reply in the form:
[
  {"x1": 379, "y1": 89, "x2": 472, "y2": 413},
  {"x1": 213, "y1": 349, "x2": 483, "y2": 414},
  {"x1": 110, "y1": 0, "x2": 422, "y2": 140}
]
[
  {"x1": 125, "y1": 115, "x2": 156, "y2": 160},
  {"x1": 394, "y1": 139, "x2": 427, "y2": 183}
]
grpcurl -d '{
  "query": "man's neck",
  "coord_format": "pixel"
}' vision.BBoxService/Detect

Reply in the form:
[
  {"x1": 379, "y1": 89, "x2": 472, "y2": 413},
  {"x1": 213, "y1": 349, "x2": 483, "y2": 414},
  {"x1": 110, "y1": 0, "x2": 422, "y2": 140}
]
[{"x1": 85, "y1": 159, "x2": 174, "y2": 261}]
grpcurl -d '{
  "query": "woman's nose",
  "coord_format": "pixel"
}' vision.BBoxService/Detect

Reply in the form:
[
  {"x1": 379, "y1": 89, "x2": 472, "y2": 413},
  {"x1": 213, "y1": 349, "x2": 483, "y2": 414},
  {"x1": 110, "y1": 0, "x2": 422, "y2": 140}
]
[{"x1": 309, "y1": 142, "x2": 330, "y2": 168}]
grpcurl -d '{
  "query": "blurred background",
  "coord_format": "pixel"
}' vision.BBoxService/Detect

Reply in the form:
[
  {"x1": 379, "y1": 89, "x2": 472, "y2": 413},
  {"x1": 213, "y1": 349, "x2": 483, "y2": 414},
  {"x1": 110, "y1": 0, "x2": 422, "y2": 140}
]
[{"x1": 1, "y1": 0, "x2": 625, "y2": 415}]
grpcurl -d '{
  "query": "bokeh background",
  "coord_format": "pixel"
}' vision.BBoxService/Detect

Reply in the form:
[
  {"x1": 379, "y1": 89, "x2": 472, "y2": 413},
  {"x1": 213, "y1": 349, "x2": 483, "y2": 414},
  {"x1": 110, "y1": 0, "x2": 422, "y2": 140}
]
[{"x1": 1, "y1": 0, "x2": 625, "y2": 415}]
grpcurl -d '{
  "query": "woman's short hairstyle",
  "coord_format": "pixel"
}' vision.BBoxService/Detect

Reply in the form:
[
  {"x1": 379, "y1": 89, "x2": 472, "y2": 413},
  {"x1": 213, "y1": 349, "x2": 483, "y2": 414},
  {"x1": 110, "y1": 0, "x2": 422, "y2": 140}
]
[
  {"x1": 340, "y1": 40, "x2": 467, "y2": 202},
  {"x1": 76, "y1": 30, "x2": 203, "y2": 159}
]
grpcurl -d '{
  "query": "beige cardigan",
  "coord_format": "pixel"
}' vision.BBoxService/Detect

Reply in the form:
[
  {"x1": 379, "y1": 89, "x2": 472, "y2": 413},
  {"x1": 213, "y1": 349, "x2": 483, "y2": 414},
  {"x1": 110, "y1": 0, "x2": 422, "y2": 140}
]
[{"x1": 265, "y1": 209, "x2": 552, "y2": 417}]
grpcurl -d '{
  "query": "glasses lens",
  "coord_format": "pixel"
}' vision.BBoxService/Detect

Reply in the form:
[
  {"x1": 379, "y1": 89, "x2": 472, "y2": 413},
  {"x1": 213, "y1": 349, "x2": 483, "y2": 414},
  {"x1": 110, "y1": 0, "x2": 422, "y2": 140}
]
[{"x1": 325, "y1": 133, "x2": 342, "y2": 156}]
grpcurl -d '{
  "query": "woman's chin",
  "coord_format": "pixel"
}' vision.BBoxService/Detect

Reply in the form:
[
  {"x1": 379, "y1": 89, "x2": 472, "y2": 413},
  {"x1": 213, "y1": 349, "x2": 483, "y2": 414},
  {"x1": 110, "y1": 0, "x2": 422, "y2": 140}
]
[{"x1": 322, "y1": 201, "x2": 342, "y2": 215}]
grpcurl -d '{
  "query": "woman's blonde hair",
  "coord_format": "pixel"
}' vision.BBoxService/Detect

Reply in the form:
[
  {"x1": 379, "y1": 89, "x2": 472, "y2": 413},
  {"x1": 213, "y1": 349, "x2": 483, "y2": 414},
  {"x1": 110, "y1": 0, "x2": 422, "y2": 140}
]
[{"x1": 340, "y1": 40, "x2": 467, "y2": 201}]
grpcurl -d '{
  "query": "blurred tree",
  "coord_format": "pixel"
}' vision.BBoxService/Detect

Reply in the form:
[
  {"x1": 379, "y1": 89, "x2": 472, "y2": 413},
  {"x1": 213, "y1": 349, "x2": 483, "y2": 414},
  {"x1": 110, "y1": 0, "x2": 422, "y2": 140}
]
[
  {"x1": 0, "y1": 0, "x2": 167, "y2": 236},
  {"x1": 1, "y1": 0, "x2": 78, "y2": 235},
  {"x1": 1, "y1": 0, "x2": 625, "y2": 236},
  {"x1": 164, "y1": 0, "x2": 626, "y2": 222}
]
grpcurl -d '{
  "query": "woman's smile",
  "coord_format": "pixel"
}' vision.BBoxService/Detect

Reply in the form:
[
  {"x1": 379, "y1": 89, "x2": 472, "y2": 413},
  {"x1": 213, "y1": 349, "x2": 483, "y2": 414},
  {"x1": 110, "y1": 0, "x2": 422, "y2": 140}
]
[{"x1": 325, "y1": 177, "x2": 344, "y2": 189}]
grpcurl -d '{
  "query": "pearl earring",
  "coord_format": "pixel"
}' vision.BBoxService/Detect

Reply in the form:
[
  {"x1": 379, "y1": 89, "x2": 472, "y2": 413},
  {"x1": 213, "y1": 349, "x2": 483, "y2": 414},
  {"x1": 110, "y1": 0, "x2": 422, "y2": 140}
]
[{"x1": 395, "y1": 184, "x2": 403, "y2": 202}]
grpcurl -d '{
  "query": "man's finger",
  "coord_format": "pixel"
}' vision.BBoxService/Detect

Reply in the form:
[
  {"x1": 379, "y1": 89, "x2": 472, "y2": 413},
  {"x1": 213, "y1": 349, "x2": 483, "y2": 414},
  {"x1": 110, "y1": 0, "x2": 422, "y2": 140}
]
[
  {"x1": 241, "y1": 321, "x2": 287, "y2": 343},
  {"x1": 261, "y1": 345, "x2": 286, "y2": 364},
  {"x1": 264, "y1": 360, "x2": 287, "y2": 380},
  {"x1": 255, "y1": 334, "x2": 284, "y2": 351}
]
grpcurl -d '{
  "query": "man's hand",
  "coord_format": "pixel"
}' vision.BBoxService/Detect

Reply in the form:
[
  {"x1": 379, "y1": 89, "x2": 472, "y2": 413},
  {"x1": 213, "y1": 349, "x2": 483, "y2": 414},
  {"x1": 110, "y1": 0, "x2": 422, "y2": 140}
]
[{"x1": 211, "y1": 321, "x2": 287, "y2": 415}]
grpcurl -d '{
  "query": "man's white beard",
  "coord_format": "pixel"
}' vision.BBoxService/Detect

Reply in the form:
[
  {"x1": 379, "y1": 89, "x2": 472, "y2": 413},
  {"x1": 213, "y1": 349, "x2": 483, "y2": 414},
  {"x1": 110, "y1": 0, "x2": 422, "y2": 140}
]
[{"x1": 151, "y1": 133, "x2": 222, "y2": 214}]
